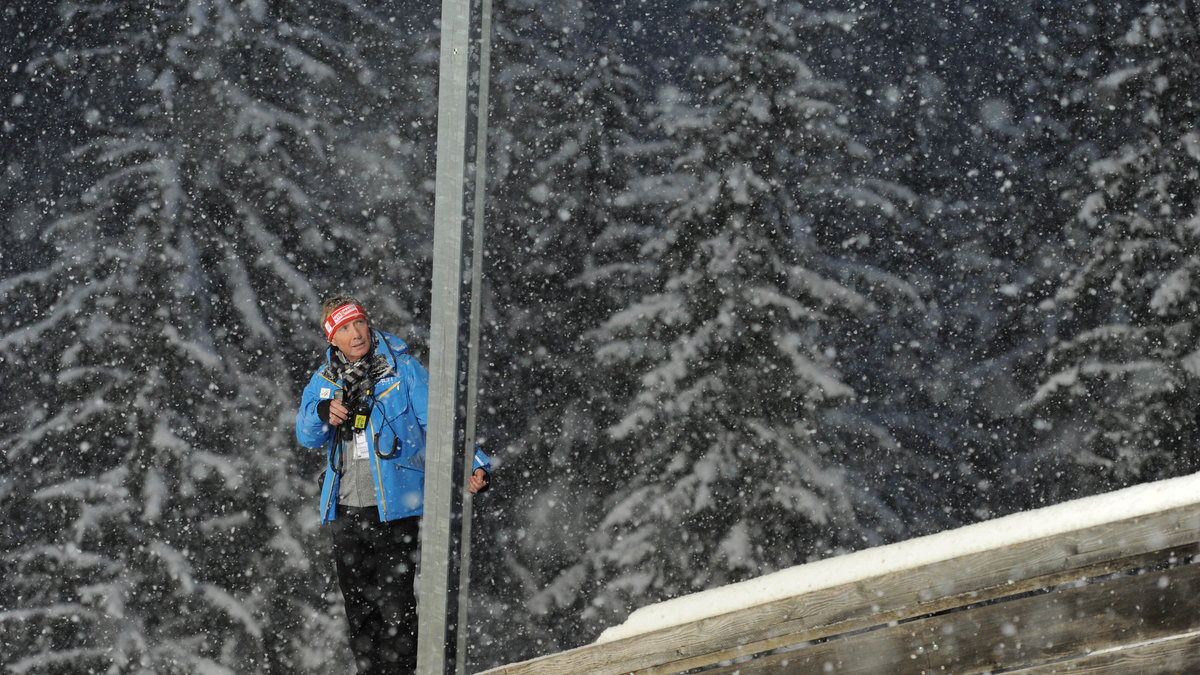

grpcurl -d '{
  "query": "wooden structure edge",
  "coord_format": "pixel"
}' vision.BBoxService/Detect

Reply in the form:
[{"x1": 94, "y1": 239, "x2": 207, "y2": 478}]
[{"x1": 480, "y1": 501, "x2": 1200, "y2": 674}]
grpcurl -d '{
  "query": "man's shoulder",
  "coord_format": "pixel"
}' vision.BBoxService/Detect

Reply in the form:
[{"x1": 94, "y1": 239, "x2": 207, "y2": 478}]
[
  {"x1": 377, "y1": 330, "x2": 424, "y2": 368},
  {"x1": 302, "y1": 352, "x2": 337, "y2": 388},
  {"x1": 303, "y1": 369, "x2": 335, "y2": 391},
  {"x1": 376, "y1": 330, "x2": 410, "y2": 355}
]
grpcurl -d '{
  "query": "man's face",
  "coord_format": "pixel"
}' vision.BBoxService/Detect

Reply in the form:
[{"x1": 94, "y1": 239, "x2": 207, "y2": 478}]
[{"x1": 330, "y1": 318, "x2": 371, "y2": 361}]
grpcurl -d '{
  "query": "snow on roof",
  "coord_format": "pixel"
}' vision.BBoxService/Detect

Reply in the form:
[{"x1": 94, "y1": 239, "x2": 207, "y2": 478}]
[{"x1": 597, "y1": 471, "x2": 1200, "y2": 643}]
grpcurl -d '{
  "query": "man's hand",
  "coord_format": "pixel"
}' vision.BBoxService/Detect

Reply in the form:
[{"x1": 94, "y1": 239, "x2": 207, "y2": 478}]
[
  {"x1": 468, "y1": 468, "x2": 489, "y2": 494},
  {"x1": 318, "y1": 398, "x2": 350, "y2": 426},
  {"x1": 327, "y1": 399, "x2": 349, "y2": 425}
]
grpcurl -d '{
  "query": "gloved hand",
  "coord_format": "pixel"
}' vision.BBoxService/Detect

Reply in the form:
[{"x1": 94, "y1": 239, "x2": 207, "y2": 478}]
[{"x1": 317, "y1": 399, "x2": 349, "y2": 426}]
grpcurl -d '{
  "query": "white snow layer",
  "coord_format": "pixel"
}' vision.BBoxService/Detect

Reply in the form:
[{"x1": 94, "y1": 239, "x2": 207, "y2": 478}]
[{"x1": 597, "y1": 471, "x2": 1200, "y2": 643}]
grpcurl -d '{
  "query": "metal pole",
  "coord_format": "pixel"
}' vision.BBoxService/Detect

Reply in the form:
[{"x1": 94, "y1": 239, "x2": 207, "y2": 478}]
[
  {"x1": 418, "y1": 0, "x2": 481, "y2": 670},
  {"x1": 454, "y1": 0, "x2": 493, "y2": 668}
]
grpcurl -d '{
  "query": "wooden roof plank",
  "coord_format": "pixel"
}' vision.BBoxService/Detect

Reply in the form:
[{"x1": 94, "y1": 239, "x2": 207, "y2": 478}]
[
  {"x1": 1006, "y1": 630, "x2": 1200, "y2": 674},
  {"x1": 697, "y1": 561, "x2": 1200, "y2": 674},
  {"x1": 637, "y1": 545, "x2": 1200, "y2": 674}
]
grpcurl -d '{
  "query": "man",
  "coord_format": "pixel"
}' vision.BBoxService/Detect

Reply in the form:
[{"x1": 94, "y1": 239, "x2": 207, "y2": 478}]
[{"x1": 296, "y1": 295, "x2": 490, "y2": 674}]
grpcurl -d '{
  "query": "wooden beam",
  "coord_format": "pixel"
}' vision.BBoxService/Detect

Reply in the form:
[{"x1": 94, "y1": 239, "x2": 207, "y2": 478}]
[
  {"x1": 1009, "y1": 630, "x2": 1200, "y2": 674},
  {"x1": 699, "y1": 561, "x2": 1200, "y2": 674},
  {"x1": 479, "y1": 504, "x2": 1200, "y2": 675},
  {"x1": 638, "y1": 545, "x2": 1199, "y2": 674}
]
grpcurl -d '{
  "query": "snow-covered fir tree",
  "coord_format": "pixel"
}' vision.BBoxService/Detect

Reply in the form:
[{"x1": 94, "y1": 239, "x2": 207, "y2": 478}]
[
  {"x1": 550, "y1": 0, "x2": 924, "y2": 635},
  {"x1": 0, "y1": 1, "x2": 435, "y2": 671},
  {"x1": 1021, "y1": 0, "x2": 1200, "y2": 501},
  {"x1": 808, "y1": 0, "x2": 1160, "y2": 521}
]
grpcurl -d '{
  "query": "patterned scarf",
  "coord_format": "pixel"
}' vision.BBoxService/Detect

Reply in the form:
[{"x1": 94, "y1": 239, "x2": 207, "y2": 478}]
[{"x1": 327, "y1": 340, "x2": 395, "y2": 409}]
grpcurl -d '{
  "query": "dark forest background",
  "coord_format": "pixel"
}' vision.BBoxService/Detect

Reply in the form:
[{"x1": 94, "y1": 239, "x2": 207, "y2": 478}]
[{"x1": 2, "y1": 0, "x2": 1199, "y2": 671}]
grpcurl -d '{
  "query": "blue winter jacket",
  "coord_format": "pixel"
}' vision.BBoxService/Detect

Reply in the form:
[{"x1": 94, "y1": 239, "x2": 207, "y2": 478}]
[{"x1": 296, "y1": 330, "x2": 490, "y2": 524}]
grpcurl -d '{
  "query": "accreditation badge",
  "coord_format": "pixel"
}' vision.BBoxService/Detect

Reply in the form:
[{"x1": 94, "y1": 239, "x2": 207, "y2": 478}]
[{"x1": 354, "y1": 431, "x2": 369, "y2": 460}]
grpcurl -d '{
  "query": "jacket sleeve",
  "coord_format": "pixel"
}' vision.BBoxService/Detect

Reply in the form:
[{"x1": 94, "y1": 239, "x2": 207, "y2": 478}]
[
  {"x1": 296, "y1": 372, "x2": 334, "y2": 449},
  {"x1": 403, "y1": 353, "x2": 491, "y2": 473},
  {"x1": 472, "y1": 446, "x2": 492, "y2": 474}
]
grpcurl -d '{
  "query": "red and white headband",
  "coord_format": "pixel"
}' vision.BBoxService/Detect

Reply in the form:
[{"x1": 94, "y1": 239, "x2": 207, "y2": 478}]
[{"x1": 323, "y1": 303, "x2": 367, "y2": 341}]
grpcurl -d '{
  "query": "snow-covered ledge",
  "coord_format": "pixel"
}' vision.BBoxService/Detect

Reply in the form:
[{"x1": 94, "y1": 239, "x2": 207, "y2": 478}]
[{"x1": 598, "y1": 471, "x2": 1200, "y2": 644}]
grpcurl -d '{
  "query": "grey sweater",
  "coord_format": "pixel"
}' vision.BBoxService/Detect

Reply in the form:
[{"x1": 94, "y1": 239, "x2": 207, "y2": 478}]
[{"x1": 338, "y1": 431, "x2": 377, "y2": 507}]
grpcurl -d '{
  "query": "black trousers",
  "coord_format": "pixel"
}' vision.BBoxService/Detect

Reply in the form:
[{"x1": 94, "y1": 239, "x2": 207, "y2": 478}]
[{"x1": 330, "y1": 507, "x2": 420, "y2": 674}]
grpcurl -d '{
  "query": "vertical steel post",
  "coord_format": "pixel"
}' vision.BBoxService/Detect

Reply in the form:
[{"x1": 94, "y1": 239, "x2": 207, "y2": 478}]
[
  {"x1": 417, "y1": 0, "x2": 487, "y2": 670},
  {"x1": 454, "y1": 0, "x2": 493, "y2": 670}
]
